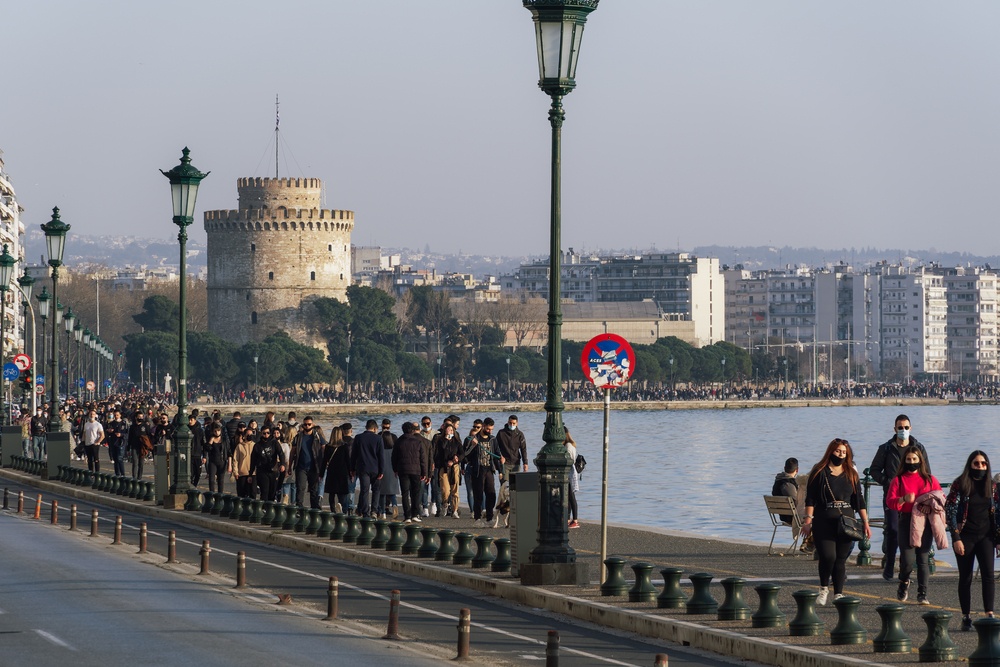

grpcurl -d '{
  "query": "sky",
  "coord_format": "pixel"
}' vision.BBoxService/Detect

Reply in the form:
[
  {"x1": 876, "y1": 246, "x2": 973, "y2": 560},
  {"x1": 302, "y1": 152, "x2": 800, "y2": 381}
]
[{"x1": 3, "y1": 1, "x2": 1000, "y2": 258}]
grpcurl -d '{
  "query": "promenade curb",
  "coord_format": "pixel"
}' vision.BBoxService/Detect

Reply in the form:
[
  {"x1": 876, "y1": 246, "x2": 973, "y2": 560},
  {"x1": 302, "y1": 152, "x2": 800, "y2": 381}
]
[{"x1": 0, "y1": 469, "x2": 885, "y2": 667}]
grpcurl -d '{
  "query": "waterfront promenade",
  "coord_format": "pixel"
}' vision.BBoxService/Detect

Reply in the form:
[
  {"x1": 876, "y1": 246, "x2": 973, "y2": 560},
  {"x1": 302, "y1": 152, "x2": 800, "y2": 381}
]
[{"x1": 1, "y1": 461, "x2": 987, "y2": 667}]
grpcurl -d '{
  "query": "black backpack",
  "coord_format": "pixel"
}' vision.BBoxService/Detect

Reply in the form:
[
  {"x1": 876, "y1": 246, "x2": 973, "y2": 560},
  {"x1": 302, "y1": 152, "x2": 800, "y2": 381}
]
[{"x1": 574, "y1": 454, "x2": 587, "y2": 477}]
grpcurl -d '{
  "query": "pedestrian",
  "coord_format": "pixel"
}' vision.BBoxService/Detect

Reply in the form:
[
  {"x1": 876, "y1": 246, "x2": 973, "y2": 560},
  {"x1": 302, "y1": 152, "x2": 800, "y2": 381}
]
[
  {"x1": 106, "y1": 409, "x2": 128, "y2": 477},
  {"x1": 462, "y1": 420, "x2": 483, "y2": 514},
  {"x1": 274, "y1": 423, "x2": 294, "y2": 503},
  {"x1": 801, "y1": 438, "x2": 870, "y2": 606},
  {"x1": 377, "y1": 419, "x2": 400, "y2": 519},
  {"x1": 565, "y1": 427, "x2": 580, "y2": 528},
  {"x1": 886, "y1": 444, "x2": 944, "y2": 604},
  {"x1": 392, "y1": 421, "x2": 427, "y2": 523},
  {"x1": 869, "y1": 414, "x2": 930, "y2": 581},
  {"x1": 30, "y1": 406, "x2": 46, "y2": 460},
  {"x1": 945, "y1": 450, "x2": 1000, "y2": 631},
  {"x1": 250, "y1": 425, "x2": 285, "y2": 502},
  {"x1": 350, "y1": 419, "x2": 384, "y2": 518},
  {"x1": 127, "y1": 412, "x2": 154, "y2": 480},
  {"x1": 289, "y1": 416, "x2": 327, "y2": 508},
  {"x1": 230, "y1": 428, "x2": 256, "y2": 499},
  {"x1": 322, "y1": 427, "x2": 352, "y2": 513},
  {"x1": 188, "y1": 412, "x2": 205, "y2": 488},
  {"x1": 462, "y1": 417, "x2": 503, "y2": 526},
  {"x1": 496, "y1": 414, "x2": 529, "y2": 481},
  {"x1": 433, "y1": 421, "x2": 462, "y2": 519},
  {"x1": 418, "y1": 416, "x2": 435, "y2": 517},
  {"x1": 202, "y1": 422, "x2": 231, "y2": 493},
  {"x1": 82, "y1": 409, "x2": 104, "y2": 473}
]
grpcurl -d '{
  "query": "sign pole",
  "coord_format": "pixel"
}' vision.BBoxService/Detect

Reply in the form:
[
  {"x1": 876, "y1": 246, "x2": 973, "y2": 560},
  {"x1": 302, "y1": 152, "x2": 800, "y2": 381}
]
[{"x1": 600, "y1": 386, "x2": 610, "y2": 584}]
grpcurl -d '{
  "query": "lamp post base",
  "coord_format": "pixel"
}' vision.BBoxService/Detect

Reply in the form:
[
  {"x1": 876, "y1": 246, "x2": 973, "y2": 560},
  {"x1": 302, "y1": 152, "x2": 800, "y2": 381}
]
[
  {"x1": 520, "y1": 562, "x2": 589, "y2": 586},
  {"x1": 162, "y1": 493, "x2": 187, "y2": 510}
]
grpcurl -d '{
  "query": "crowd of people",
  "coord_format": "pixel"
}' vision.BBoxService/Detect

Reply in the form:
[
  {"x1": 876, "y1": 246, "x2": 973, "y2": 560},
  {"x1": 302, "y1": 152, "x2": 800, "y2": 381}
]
[{"x1": 774, "y1": 414, "x2": 1000, "y2": 632}]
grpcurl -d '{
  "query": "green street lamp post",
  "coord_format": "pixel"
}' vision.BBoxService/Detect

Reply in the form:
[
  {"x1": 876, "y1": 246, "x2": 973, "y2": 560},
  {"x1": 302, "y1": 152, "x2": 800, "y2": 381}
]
[
  {"x1": 36, "y1": 286, "x2": 50, "y2": 393},
  {"x1": 18, "y1": 267, "x2": 35, "y2": 413},
  {"x1": 0, "y1": 244, "x2": 16, "y2": 425},
  {"x1": 63, "y1": 307, "x2": 75, "y2": 400},
  {"x1": 54, "y1": 302, "x2": 63, "y2": 397},
  {"x1": 82, "y1": 328, "x2": 91, "y2": 395},
  {"x1": 41, "y1": 207, "x2": 70, "y2": 432},
  {"x1": 521, "y1": 0, "x2": 598, "y2": 585},
  {"x1": 73, "y1": 322, "x2": 83, "y2": 397},
  {"x1": 162, "y1": 148, "x2": 209, "y2": 500}
]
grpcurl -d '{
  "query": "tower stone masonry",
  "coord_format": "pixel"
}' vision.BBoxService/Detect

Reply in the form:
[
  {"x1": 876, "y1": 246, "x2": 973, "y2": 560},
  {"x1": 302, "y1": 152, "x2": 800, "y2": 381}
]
[{"x1": 204, "y1": 177, "x2": 353, "y2": 347}]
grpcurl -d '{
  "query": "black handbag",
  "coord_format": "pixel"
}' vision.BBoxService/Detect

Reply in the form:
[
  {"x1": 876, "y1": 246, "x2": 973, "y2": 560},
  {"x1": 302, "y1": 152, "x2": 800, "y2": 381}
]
[{"x1": 825, "y1": 472, "x2": 864, "y2": 541}]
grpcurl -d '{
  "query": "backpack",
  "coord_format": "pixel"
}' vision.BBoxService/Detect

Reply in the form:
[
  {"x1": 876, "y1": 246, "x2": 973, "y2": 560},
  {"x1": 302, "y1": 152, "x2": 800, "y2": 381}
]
[{"x1": 574, "y1": 454, "x2": 587, "y2": 477}]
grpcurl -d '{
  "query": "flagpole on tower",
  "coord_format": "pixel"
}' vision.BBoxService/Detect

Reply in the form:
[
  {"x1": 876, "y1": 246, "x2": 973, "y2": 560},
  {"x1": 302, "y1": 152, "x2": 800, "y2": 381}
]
[{"x1": 275, "y1": 94, "x2": 280, "y2": 178}]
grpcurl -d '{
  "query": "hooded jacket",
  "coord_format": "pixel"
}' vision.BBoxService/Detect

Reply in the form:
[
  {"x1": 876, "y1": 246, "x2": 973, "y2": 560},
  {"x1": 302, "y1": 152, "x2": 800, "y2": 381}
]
[{"x1": 912, "y1": 489, "x2": 949, "y2": 550}]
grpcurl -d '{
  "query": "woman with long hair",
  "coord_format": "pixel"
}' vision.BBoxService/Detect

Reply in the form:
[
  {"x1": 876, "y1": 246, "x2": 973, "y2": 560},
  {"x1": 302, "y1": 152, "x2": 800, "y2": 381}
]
[
  {"x1": 801, "y1": 438, "x2": 870, "y2": 606},
  {"x1": 886, "y1": 444, "x2": 942, "y2": 605},
  {"x1": 565, "y1": 428, "x2": 580, "y2": 529},
  {"x1": 945, "y1": 450, "x2": 1000, "y2": 630}
]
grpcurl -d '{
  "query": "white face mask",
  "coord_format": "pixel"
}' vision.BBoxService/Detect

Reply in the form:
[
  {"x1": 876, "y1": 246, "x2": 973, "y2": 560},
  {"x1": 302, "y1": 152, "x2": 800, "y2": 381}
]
[
  {"x1": 445, "y1": 433, "x2": 453, "y2": 440},
  {"x1": 509, "y1": 424, "x2": 517, "y2": 431}
]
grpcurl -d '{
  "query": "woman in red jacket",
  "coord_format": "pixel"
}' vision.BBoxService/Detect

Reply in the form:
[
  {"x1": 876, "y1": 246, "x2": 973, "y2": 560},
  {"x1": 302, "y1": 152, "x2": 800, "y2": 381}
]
[{"x1": 886, "y1": 444, "x2": 942, "y2": 605}]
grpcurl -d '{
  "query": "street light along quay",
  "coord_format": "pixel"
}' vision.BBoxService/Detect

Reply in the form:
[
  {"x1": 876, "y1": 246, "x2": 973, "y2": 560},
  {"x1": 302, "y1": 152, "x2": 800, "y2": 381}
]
[
  {"x1": 63, "y1": 307, "x2": 75, "y2": 398},
  {"x1": 161, "y1": 148, "x2": 209, "y2": 506},
  {"x1": 520, "y1": 0, "x2": 598, "y2": 586},
  {"x1": 17, "y1": 265, "x2": 35, "y2": 413},
  {"x1": 40, "y1": 207, "x2": 69, "y2": 433}
]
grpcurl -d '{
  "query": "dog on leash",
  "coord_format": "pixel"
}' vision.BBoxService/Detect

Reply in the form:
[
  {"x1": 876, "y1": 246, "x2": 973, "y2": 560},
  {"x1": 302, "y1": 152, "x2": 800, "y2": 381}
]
[{"x1": 493, "y1": 480, "x2": 511, "y2": 528}]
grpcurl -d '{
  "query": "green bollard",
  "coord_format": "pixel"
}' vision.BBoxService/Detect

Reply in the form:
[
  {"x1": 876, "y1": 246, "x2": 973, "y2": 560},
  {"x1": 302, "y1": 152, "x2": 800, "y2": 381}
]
[
  {"x1": 491, "y1": 538, "x2": 511, "y2": 573},
  {"x1": 238, "y1": 497, "x2": 253, "y2": 522},
  {"x1": 752, "y1": 583, "x2": 785, "y2": 628},
  {"x1": 452, "y1": 532, "x2": 475, "y2": 564},
  {"x1": 417, "y1": 527, "x2": 438, "y2": 558},
  {"x1": 969, "y1": 617, "x2": 1000, "y2": 667},
  {"x1": 356, "y1": 517, "x2": 376, "y2": 546},
  {"x1": 116, "y1": 475, "x2": 129, "y2": 495},
  {"x1": 201, "y1": 491, "x2": 216, "y2": 514},
  {"x1": 220, "y1": 494, "x2": 236, "y2": 518},
  {"x1": 629, "y1": 563, "x2": 658, "y2": 603},
  {"x1": 402, "y1": 523, "x2": 422, "y2": 555},
  {"x1": 209, "y1": 492, "x2": 223, "y2": 515},
  {"x1": 128, "y1": 477, "x2": 140, "y2": 498},
  {"x1": 260, "y1": 501, "x2": 275, "y2": 525},
  {"x1": 108, "y1": 475, "x2": 120, "y2": 494},
  {"x1": 873, "y1": 603, "x2": 911, "y2": 653},
  {"x1": 471, "y1": 535, "x2": 494, "y2": 569},
  {"x1": 718, "y1": 577, "x2": 751, "y2": 621},
  {"x1": 185, "y1": 489, "x2": 202, "y2": 512},
  {"x1": 435, "y1": 529, "x2": 456, "y2": 561},
  {"x1": 97, "y1": 473, "x2": 109, "y2": 492},
  {"x1": 91, "y1": 471, "x2": 101, "y2": 489},
  {"x1": 330, "y1": 512, "x2": 347, "y2": 540},
  {"x1": 283, "y1": 505, "x2": 300, "y2": 531},
  {"x1": 386, "y1": 522, "x2": 406, "y2": 552},
  {"x1": 831, "y1": 596, "x2": 867, "y2": 645},
  {"x1": 658, "y1": 567, "x2": 687, "y2": 609},
  {"x1": 789, "y1": 590, "x2": 823, "y2": 636},
  {"x1": 250, "y1": 499, "x2": 264, "y2": 524},
  {"x1": 371, "y1": 520, "x2": 390, "y2": 549},
  {"x1": 343, "y1": 514, "x2": 361, "y2": 543},
  {"x1": 271, "y1": 503, "x2": 287, "y2": 528},
  {"x1": 919, "y1": 610, "x2": 957, "y2": 662},
  {"x1": 294, "y1": 505, "x2": 310, "y2": 532},
  {"x1": 142, "y1": 481, "x2": 155, "y2": 502},
  {"x1": 316, "y1": 511, "x2": 333, "y2": 538},
  {"x1": 686, "y1": 573, "x2": 718, "y2": 615},
  {"x1": 601, "y1": 557, "x2": 629, "y2": 596},
  {"x1": 304, "y1": 508, "x2": 320, "y2": 534}
]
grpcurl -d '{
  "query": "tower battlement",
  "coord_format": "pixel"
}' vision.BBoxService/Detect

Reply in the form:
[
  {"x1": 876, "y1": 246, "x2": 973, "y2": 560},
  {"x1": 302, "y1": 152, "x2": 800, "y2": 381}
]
[{"x1": 237, "y1": 177, "x2": 323, "y2": 210}]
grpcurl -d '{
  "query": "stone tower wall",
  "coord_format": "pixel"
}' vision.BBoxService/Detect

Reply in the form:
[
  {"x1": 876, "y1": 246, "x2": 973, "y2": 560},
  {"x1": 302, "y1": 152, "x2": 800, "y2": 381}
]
[{"x1": 204, "y1": 177, "x2": 353, "y2": 347}]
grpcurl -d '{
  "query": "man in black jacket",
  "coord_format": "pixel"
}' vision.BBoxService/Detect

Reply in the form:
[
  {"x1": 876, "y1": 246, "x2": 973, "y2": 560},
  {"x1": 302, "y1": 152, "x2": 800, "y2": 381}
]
[
  {"x1": 869, "y1": 414, "x2": 931, "y2": 581},
  {"x1": 495, "y1": 415, "x2": 528, "y2": 481},
  {"x1": 771, "y1": 457, "x2": 799, "y2": 525},
  {"x1": 391, "y1": 422, "x2": 427, "y2": 523},
  {"x1": 463, "y1": 417, "x2": 504, "y2": 526},
  {"x1": 188, "y1": 413, "x2": 205, "y2": 488}
]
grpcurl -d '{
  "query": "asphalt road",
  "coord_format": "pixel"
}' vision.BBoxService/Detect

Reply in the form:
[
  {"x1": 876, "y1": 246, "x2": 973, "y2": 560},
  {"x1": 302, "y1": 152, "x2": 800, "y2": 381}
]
[{"x1": 0, "y1": 480, "x2": 760, "y2": 667}]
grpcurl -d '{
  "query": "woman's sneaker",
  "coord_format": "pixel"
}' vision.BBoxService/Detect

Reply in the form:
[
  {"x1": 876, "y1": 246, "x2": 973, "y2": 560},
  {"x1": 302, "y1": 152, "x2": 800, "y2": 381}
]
[
  {"x1": 817, "y1": 586, "x2": 829, "y2": 606},
  {"x1": 917, "y1": 590, "x2": 929, "y2": 605},
  {"x1": 897, "y1": 580, "x2": 910, "y2": 602},
  {"x1": 961, "y1": 616, "x2": 974, "y2": 631}
]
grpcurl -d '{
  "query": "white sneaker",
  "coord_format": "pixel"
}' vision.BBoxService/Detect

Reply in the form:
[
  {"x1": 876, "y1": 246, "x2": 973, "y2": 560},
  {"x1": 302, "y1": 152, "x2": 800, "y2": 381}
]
[
  {"x1": 412, "y1": 516, "x2": 422, "y2": 523},
  {"x1": 817, "y1": 586, "x2": 829, "y2": 606},
  {"x1": 430, "y1": 503, "x2": 438, "y2": 516},
  {"x1": 420, "y1": 507, "x2": 429, "y2": 517},
  {"x1": 379, "y1": 513, "x2": 387, "y2": 520},
  {"x1": 833, "y1": 593, "x2": 845, "y2": 602},
  {"x1": 453, "y1": 510, "x2": 460, "y2": 519},
  {"x1": 404, "y1": 519, "x2": 412, "y2": 524}
]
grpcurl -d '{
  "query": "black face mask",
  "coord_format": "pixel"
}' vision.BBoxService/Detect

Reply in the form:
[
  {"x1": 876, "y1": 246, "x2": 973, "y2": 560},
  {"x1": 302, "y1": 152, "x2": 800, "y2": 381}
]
[
  {"x1": 971, "y1": 469, "x2": 987, "y2": 481},
  {"x1": 829, "y1": 455, "x2": 845, "y2": 466},
  {"x1": 903, "y1": 462, "x2": 920, "y2": 473}
]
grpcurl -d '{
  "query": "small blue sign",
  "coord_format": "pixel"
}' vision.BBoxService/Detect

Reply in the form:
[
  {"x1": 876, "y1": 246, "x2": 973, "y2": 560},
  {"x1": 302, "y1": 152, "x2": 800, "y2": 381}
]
[
  {"x1": 2, "y1": 363, "x2": 19, "y2": 381},
  {"x1": 78, "y1": 378, "x2": 85, "y2": 388},
  {"x1": 104, "y1": 380, "x2": 112, "y2": 387},
  {"x1": 35, "y1": 375, "x2": 44, "y2": 385}
]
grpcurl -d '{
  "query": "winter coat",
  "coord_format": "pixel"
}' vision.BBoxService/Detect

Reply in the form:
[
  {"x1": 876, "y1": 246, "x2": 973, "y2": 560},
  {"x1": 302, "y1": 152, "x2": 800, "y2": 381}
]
[
  {"x1": 203, "y1": 435, "x2": 229, "y2": 468},
  {"x1": 392, "y1": 433, "x2": 427, "y2": 477},
  {"x1": 911, "y1": 489, "x2": 949, "y2": 550},
  {"x1": 350, "y1": 430, "x2": 384, "y2": 476},
  {"x1": 945, "y1": 482, "x2": 1000, "y2": 545},
  {"x1": 230, "y1": 439, "x2": 254, "y2": 478},
  {"x1": 869, "y1": 436, "x2": 930, "y2": 487},
  {"x1": 495, "y1": 425, "x2": 528, "y2": 467},
  {"x1": 566, "y1": 442, "x2": 579, "y2": 494},
  {"x1": 325, "y1": 441, "x2": 353, "y2": 495},
  {"x1": 249, "y1": 437, "x2": 285, "y2": 479}
]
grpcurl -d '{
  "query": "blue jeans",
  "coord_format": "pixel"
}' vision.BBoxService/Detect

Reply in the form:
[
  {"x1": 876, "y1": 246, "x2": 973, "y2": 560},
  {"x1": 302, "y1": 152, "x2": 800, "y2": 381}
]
[{"x1": 32, "y1": 435, "x2": 46, "y2": 459}]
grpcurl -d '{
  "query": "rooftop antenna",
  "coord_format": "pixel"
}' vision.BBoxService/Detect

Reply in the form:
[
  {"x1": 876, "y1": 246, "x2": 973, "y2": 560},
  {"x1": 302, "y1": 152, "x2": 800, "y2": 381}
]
[{"x1": 275, "y1": 94, "x2": 280, "y2": 178}]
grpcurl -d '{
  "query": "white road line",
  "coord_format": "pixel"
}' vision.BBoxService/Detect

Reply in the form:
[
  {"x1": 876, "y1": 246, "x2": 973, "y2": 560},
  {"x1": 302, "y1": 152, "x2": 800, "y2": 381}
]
[{"x1": 35, "y1": 629, "x2": 76, "y2": 650}]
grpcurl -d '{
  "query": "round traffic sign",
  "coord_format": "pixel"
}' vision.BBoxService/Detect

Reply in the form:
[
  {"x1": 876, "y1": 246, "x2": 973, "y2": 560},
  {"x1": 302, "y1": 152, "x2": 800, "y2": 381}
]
[
  {"x1": 86, "y1": 381, "x2": 95, "y2": 391},
  {"x1": 35, "y1": 375, "x2": 44, "y2": 385},
  {"x1": 12, "y1": 353, "x2": 30, "y2": 372},
  {"x1": 2, "y1": 363, "x2": 19, "y2": 381},
  {"x1": 35, "y1": 385, "x2": 44, "y2": 395},
  {"x1": 580, "y1": 333, "x2": 636, "y2": 389}
]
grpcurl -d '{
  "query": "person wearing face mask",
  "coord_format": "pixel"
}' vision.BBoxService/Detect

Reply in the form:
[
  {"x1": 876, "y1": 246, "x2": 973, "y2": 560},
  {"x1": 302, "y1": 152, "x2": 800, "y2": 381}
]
[
  {"x1": 495, "y1": 415, "x2": 529, "y2": 482},
  {"x1": 432, "y1": 421, "x2": 463, "y2": 519},
  {"x1": 869, "y1": 414, "x2": 930, "y2": 581},
  {"x1": 801, "y1": 438, "x2": 870, "y2": 606},
  {"x1": 945, "y1": 451, "x2": 1000, "y2": 630},
  {"x1": 886, "y1": 445, "x2": 944, "y2": 605}
]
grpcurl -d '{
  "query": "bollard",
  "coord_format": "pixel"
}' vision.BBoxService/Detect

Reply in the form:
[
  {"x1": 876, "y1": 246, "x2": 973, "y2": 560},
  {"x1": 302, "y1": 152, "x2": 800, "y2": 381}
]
[
  {"x1": 113, "y1": 515, "x2": 123, "y2": 545},
  {"x1": 491, "y1": 538, "x2": 512, "y2": 573},
  {"x1": 686, "y1": 573, "x2": 718, "y2": 615},
  {"x1": 293, "y1": 504, "x2": 310, "y2": 531},
  {"x1": 343, "y1": 514, "x2": 361, "y2": 543},
  {"x1": 435, "y1": 529, "x2": 456, "y2": 561},
  {"x1": 220, "y1": 494, "x2": 236, "y2": 519},
  {"x1": 185, "y1": 489, "x2": 202, "y2": 512},
  {"x1": 89, "y1": 509, "x2": 100, "y2": 537},
  {"x1": 751, "y1": 583, "x2": 785, "y2": 628},
  {"x1": 718, "y1": 577, "x2": 751, "y2": 621},
  {"x1": 356, "y1": 517, "x2": 376, "y2": 546},
  {"x1": 316, "y1": 511, "x2": 333, "y2": 538},
  {"x1": 629, "y1": 562, "x2": 658, "y2": 603},
  {"x1": 371, "y1": 519, "x2": 390, "y2": 549},
  {"x1": 210, "y1": 492, "x2": 223, "y2": 515},
  {"x1": 250, "y1": 499, "x2": 264, "y2": 524},
  {"x1": 387, "y1": 522, "x2": 406, "y2": 552},
  {"x1": 167, "y1": 530, "x2": 178, "y2": 563},
  {"x1": 16, "y1": 490, "x2": 23, "y2": 514},
  {"x1": 601, "y1": 557, "x2": 629, "y2": 596},
  {"x1": 199, "y1": 540, "x2": 211, "y2": 575},
  {"x1": 452, "y1": 532, "x2": 475, "y2": 564},
  {"x1": 968, "y1": 617, "x2": 1000, "y2": 667},
  {"x1": 33, "y1": 494, "x2": 41, "y2": 520},
  {"x1": 658, "y1": 568, "x2": 687, "y2": 609},
  {"x1": 789, "y1": 590, "x2": 824, "y2": 636},
  {"x1": 654, "y1": 655, "x2": 668, "y2": 667},
  {"x1": 545, "y1": 630, "x2": 559, "y2": 667},
  {"x1": 283, "y1": 505, "x2": 300, "y2": 532},
  {"x1": 2, "y1": 487, "x2": 7, "y2": 510},
  {"x1": 138, "y1": 523, "x2": 148, "y2": 554},
  {"x1": 304, "y1": 508, "x2": 320, "y2": 534},
  {"x1": 919, "y1": 610, "x2": 957, "y2": 662},
  {"x1": 109, "y1": 475, "x2": 120, "y2": 495},
  {"x1": 260, "y1": 501, "x2": 276, "y2": 526},
  {"x1": 238, "y1": 497, "x2": 253, "y2": 522},
  {"x1": 831, "y1": 596, "x2": 867, "y2": 645},
  {"x1": 271, "y1": 503, "x2": 287, "y2": 529},
  {"x1": 70, "y1": 504, "x2": 78, "y2": 531},
  {"x1": 383, "y1": 589, "x2": 402, "y2": 640},
  {"x1": 324, "y1": 576, "x2": 339, "y2": 621},
  {"x1": 330, "y1": 512, "x2": 347, "y2": 540},
  {"x1": 471, "y1": 535, "x2": 495, "y2": 569},
  {"x1": 402, "y1": 523, "x2": 423, "y2": 555},
  {"x1": 417, "y1": 527, "x2": 438, "y2": 558},
  {"x1": 456, "y1": 608, "x2": 472, "y2": 661},
  {"x1": 235, "y1": 551, "x2": 247, "y2": 589},
  {"x1": 873, "y1": 603, "x2": 911, "y2": 653},
  {"x1": 201, "y1": 492, "x2": 216, "y2": 514},
  {"x1": 50, "y1": 499, "x2": 59, "y2": 525}
]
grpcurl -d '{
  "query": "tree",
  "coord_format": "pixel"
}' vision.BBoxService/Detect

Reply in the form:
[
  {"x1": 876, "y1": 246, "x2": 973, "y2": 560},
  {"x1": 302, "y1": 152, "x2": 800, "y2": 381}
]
[
  {"x1": 188, "y1": 331, "x2": 238, "y2": 385},
  {"x1": 350, "y1": 339, "x2": 400, "y2": 384},
  {"x1": 313, "y1": 297, "x2": 352, "y2": 362},
  {"x1": 132, "y1": 294, "x2": 179, "y2": 333},
  {"x1": 453, "y1": 297, "x2": 494, "y2": 352},
  {"x1": 396, "y1": 351, "x2": 432, "y2": 384},
  {"x1": 123, "y1": 331, "x2": 177, "y2": 381},
  {"x1": 346, "y1": 285, "x2": 400, "y2": 349},
  {"x1": 409, "y1": 285, "x2": 454, "y2": 355},
  {"x1": 490, "y1": 295, "x2": 546, "y2": 350}
]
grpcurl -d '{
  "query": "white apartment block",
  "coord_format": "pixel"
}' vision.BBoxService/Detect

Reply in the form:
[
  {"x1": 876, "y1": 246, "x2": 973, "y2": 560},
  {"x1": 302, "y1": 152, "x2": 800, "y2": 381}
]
[{"x1": 0, "y1": 150, "x2": 26, "y2": 360}]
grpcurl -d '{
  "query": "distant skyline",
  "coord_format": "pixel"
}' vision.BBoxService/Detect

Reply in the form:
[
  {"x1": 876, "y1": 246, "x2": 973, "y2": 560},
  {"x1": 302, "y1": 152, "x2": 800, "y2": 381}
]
[{"x1": 4, "y1": 2, "x2": 1000, "y2": 256}]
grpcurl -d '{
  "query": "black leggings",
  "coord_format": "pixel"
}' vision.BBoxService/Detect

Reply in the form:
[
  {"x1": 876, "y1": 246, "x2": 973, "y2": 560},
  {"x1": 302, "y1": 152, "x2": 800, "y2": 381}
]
[
  {"x1": 569, "y1": 487, "x2": 578, "y2": 521},
  {"x1": 956, "y1": 533, "x2": 996, "y2": 615},
  {"x1": 815, "y1": 519, "x2": 854, "y2": 593}
]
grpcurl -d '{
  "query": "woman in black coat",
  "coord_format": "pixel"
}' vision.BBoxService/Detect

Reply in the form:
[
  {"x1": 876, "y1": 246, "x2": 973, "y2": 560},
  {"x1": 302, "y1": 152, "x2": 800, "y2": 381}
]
[
  {"x1": 322, "y1": 427, "x2": 352, "y2": 513},
  {"x1": 202, "y1": 422, "x2": 231, "y2": 493}
]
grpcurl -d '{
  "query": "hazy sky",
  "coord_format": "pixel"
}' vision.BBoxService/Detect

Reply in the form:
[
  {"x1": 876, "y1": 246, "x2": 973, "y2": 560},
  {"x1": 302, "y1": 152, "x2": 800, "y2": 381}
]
[{"x1": 4, "y1": 1, "x2": 1000, "y2": 257}]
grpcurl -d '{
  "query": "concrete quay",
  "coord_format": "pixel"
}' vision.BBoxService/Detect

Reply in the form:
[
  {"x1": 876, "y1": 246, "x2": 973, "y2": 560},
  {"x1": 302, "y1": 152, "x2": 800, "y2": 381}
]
[{"x1": 0, "y1": 467, "x2": 985, "y2": 667}]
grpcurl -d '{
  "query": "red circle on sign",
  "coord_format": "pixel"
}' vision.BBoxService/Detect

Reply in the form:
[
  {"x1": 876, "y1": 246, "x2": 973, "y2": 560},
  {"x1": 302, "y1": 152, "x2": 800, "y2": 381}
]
[
  {"x1": 580, "y1": 333, "x2": 636, "y2": 389},
  {"x1": 13, "y1": 354, "x2": 31, "y2": 372}
]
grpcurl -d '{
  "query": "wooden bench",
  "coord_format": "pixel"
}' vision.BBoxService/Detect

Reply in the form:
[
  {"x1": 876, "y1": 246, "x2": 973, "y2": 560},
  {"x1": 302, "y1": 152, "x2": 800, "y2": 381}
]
[{"x1": 764, "y1": 495, "x2": 802, "y2": 555}]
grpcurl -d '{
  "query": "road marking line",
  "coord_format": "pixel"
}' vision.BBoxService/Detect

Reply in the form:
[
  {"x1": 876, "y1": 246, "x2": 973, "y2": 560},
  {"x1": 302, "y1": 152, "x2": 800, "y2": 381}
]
[{"x1": 35, "y1": 629, "x2": 76, "y2": 650}]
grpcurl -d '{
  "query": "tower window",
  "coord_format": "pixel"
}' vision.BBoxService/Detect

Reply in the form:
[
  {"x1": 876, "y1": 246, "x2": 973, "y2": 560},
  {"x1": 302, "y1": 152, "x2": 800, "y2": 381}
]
[
  {"x1": 251, "y1": 312, "x2": 258, "y2": 324},
  {"x1": 310, "y1": 271, "x2": 316, "y2": 281},
  {"x1": 246, "y1": 292, "x2": 250, "y2": 301},
  {"x1": 328, "y1": 244, "x2": 333, "y2": 252},
  {"x1": 251, "y1": 243, "x2": 256, "y2": 253},
  {"x1": 268, "y1": 271, "x2": 274, "y2": 280}
]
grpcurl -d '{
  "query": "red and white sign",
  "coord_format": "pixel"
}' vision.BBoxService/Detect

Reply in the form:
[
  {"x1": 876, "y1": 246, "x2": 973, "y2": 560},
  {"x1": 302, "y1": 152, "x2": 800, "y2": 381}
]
[
  {"x1": 12, "y1": 354, "x2": 31, "y2": 372},
  {"x1": 35, "y1": 385, "x2": 44, "y2": 395},
  {"x1": 85, "y1": 380, "x2": 95, "y2": 392},
  {"x1": 580, "y1": 333, "x2": 636, "y2": 389}
]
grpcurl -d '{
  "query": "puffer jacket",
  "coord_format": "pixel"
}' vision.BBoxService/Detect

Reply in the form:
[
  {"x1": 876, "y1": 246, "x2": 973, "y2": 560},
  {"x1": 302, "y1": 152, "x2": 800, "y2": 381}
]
[{"x1": 912, "y1": 489, "x2": 949, "y2": 550}]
